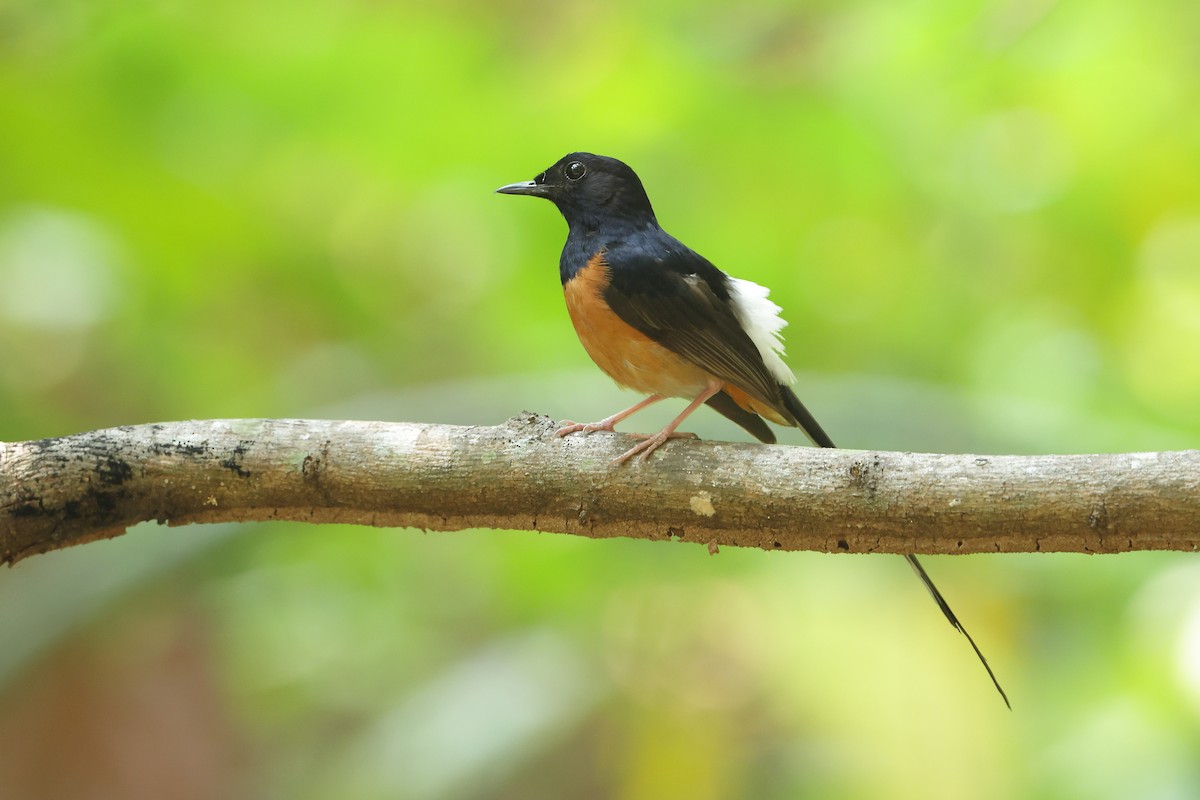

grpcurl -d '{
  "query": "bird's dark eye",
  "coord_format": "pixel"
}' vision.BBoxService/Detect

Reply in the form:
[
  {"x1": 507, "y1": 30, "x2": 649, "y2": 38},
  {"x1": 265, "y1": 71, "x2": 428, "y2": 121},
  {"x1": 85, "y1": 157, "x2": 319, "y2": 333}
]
[
  {"x1": 534, "y1": 171, "x2": 548, "y2": 185},
  {"x1": 565, "y1": 161, "x2": 587, "y2": 181}
]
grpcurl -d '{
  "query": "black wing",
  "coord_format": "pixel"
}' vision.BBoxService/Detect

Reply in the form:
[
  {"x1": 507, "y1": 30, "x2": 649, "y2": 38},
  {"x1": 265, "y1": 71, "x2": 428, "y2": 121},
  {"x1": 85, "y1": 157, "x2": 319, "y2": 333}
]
[{"x1": 602, "y1": 243, "x2": 785, "y2": 408}]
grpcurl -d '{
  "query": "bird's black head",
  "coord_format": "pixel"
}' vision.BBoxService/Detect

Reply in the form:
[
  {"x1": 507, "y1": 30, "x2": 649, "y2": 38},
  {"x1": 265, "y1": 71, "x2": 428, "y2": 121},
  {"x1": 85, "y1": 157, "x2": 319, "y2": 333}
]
[{"x1": 496, "y1": 152, "x2": 657, "y2": 232}]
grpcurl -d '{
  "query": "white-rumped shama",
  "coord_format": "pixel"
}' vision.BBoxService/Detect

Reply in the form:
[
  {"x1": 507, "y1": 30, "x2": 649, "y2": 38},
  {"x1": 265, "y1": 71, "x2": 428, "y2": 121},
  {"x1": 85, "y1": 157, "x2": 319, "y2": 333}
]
[{"x1": 498, "y1": 152, "x2": 1008, "y2": 708}]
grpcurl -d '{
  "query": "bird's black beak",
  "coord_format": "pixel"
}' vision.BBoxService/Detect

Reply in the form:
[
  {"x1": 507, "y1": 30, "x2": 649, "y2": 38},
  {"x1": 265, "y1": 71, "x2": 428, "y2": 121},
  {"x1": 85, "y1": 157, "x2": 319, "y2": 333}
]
[{"x1": 495, "y1": 180, "x2": 549, "y2": 197}]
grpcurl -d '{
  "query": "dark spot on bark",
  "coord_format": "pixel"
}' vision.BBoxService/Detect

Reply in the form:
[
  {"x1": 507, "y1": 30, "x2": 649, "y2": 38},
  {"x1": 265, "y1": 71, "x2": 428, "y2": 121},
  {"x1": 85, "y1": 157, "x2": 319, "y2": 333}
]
[
  {"x1": 86, "y1": 487, "x2": 118, "y2": 516},
  {"x1": 62, "y1": 499, "x2": 81, "y2": 520},
  {"x1": 577, "y1": 498, "x2": 599, "y2": 526},
  {"x1": 772, "y1": 540, "x2": 782, "y2": 549},
  {"x1": 147, "y1": 437, "x2": 206, "y2": 457},
  {"x1": 27, "y1": 436, "x2": 59, "y2": 455},
  {"x1": 302, "y1": 441, "x2": 333, "y2": 491},
  {"x1": 221, "y1": 441, "x2": 253, "y2": 478},
  {"x1": 302, "y1": 455, "x2": 320, "y2": 482},
  {"x1": 96, "y1": 455, "x2": 133, "y2": 486},
  {"x1": 9, "y1": 502, "x2": 40, "y2": 518},
  {"x1": 847, "y1": 457, "x2": 881, "y2": 497},
  {"x1": 837, "y1": 539, "x2": 849, "y2": 550}
]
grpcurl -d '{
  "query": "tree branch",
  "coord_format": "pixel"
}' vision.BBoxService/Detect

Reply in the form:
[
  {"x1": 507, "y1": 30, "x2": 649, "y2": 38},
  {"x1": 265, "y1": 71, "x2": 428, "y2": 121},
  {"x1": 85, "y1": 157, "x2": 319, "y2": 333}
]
[{"x1": 2, "y1": 414, "x2": 1198, "y2": 565}]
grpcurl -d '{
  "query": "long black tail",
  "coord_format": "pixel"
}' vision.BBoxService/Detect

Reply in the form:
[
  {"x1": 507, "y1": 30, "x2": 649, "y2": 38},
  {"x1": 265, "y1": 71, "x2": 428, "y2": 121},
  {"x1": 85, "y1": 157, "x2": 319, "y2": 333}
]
[
  {"x1": 905, "y1": 554, "x2": 1010, "y2": 708},
  {"x1": 780, "y1": 386, "x2": 836, "y2": 448},
  {"x1": 780, "y1": 385, "x2": 1010, "y2": 708}
]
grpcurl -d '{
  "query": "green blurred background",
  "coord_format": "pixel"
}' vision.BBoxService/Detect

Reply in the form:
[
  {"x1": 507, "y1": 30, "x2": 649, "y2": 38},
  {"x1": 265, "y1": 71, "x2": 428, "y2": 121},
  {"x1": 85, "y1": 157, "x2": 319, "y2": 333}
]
[{"x1": 2, "y1": 0, "x2": 1199, "y2": 797}]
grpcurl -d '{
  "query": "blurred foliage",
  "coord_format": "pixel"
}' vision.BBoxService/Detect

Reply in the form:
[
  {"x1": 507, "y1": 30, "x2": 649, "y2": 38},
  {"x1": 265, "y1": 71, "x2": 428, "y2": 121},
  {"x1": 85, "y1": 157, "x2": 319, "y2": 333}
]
[{"x1": 1, "y1": 0, "x2": 1199, "y2": 797}]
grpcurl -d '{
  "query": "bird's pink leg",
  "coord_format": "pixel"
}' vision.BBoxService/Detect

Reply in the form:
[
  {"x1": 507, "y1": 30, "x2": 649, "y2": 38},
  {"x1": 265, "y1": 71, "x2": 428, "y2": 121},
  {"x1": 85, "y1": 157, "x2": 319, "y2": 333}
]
[
  {"x1": 615, "y1": 380, "x2": 723, "y2": 464},
  {"x1": 556, "y1": 395, "x2": 665, "y2": 438}
]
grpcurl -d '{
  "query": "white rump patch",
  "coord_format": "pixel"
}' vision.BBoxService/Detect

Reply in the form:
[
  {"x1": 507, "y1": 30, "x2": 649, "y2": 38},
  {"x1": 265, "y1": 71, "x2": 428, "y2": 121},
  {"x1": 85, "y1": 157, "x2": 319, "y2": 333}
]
[{"x1": 727, "y1": 277, "x2": 795, "y2": 385}]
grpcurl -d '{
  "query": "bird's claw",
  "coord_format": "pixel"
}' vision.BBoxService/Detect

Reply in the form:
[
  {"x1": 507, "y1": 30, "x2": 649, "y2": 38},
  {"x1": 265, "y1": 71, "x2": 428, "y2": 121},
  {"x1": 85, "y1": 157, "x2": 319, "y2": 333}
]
[
  {"x1": 556, "y1": 416, "x2": 698, "y2": 463},
  {"x1": 555, "y1": 419, "x2": 616, "y2": 437},
  {"x1": 613, "y1": 431, "x2": 698, "y2": 464}
]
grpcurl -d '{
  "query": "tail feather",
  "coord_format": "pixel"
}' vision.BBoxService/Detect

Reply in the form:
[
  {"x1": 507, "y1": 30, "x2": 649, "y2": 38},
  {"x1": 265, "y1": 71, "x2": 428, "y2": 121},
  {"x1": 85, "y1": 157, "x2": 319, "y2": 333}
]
[
  {"x1": 780, "y1": 385, "x2": 835, "y2": 448},
  {"x1": 705, "y1": 390, "x2": 776, "y2": 444},
  {"x1": 781, "y1": 382, "x2": 1009, "y2": 708},
  {"x1": 905, "y1": 554, "x2": 1011, "y2": 709}
]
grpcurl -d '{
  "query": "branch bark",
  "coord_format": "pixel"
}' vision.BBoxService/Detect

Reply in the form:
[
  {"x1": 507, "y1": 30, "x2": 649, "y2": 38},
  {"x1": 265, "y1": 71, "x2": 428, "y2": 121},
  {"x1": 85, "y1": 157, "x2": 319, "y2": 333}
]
[{"x1": 2, "y1": 414, "x2": 1198, "y2": 565}]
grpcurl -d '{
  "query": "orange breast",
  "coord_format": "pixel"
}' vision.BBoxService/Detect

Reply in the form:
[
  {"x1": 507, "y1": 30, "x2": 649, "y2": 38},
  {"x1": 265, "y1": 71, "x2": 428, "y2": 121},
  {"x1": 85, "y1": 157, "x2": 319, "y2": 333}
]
[{"x1": 564, "y1": 254, "x2": 713, "y2": 398}]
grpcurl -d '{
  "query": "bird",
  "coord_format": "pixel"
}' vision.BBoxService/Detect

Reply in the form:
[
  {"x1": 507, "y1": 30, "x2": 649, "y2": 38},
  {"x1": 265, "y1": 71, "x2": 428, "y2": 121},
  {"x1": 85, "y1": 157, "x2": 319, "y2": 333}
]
[{"x1": 497, "y1": 152, "x2": 1009, "y2": 708}]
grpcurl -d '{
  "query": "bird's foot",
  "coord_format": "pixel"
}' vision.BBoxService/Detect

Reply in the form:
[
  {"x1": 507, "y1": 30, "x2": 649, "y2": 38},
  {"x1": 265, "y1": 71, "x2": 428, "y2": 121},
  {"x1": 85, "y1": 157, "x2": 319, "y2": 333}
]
[
  {"x1": 555, "y1": 419, "x2": 617, "y2": 437},
  {"x1": 613, "y1": 430, "x2": 698, "y2": 464}
]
